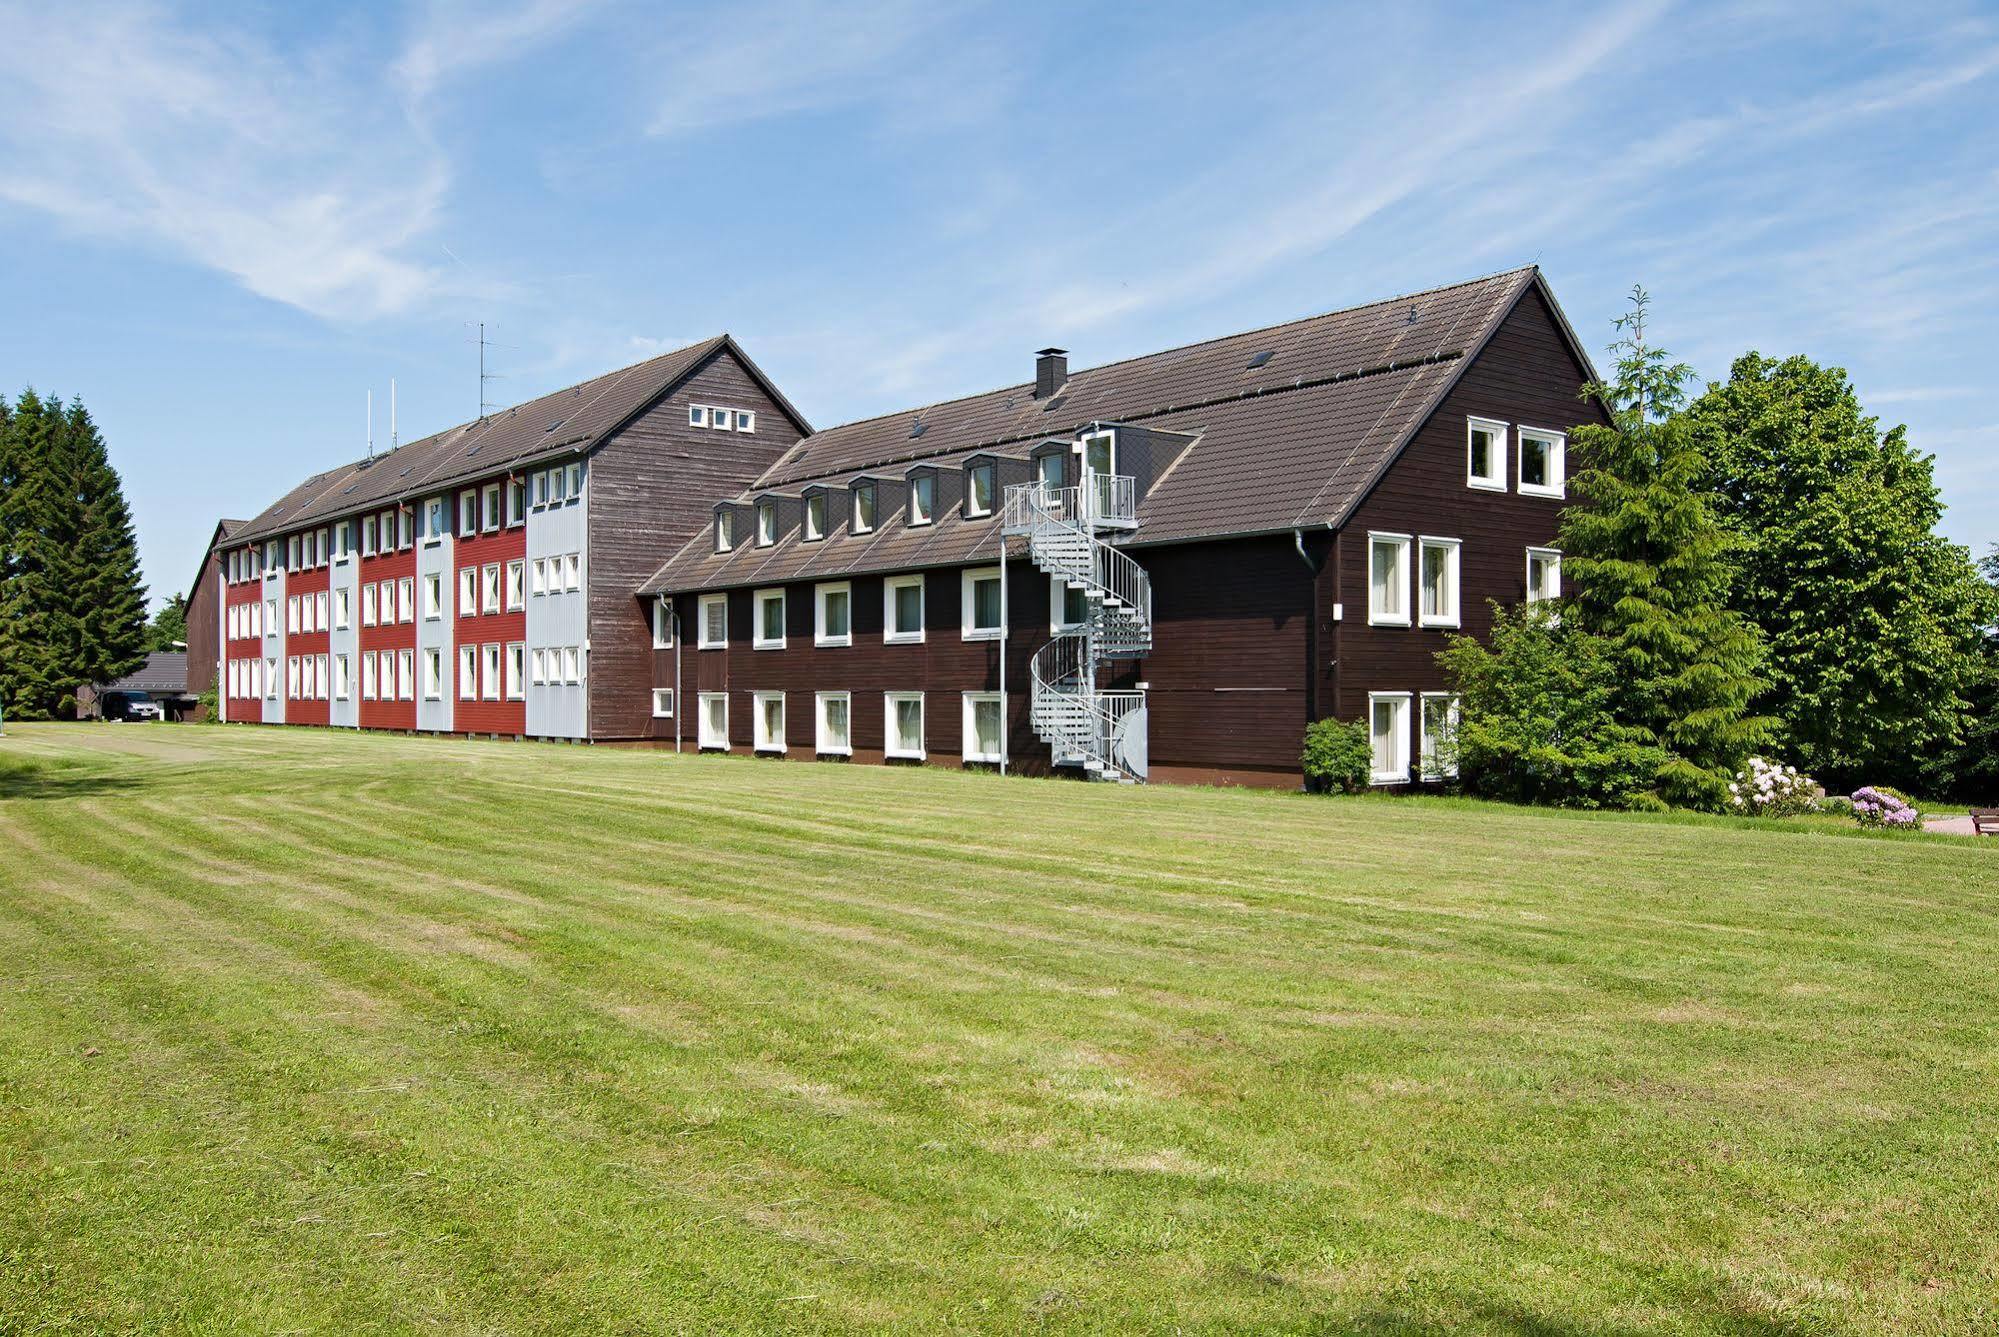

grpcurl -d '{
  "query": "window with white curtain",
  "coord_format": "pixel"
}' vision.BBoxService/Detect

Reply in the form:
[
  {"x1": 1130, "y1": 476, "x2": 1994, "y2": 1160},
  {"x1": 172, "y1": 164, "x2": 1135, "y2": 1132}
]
[
  {"x1": 1368, "y1": 533, "x2": 1411, "y2": 626},
  {"x1": 1369, "y1": 692, "x2": 1411, "y2": 784}
]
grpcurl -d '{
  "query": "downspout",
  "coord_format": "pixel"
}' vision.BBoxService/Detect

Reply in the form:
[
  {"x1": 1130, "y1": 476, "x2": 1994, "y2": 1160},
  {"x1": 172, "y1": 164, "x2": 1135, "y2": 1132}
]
[{"x1": 1294, "y1": 528, "x2": 1318, "y2": 724}]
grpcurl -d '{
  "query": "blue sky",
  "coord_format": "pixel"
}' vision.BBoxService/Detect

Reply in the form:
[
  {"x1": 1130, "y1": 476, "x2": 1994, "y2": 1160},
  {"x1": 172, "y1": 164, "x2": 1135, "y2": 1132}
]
[{"x1": 1, "y1": 0, "x2": 1994, "y2": 607}]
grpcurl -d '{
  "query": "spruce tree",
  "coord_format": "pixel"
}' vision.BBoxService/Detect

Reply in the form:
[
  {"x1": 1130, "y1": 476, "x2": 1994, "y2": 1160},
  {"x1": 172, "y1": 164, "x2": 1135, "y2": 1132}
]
[
  {"x1": 1687, "y1": 354, "x2": 1993, "y2": 788},
  {"x1": 1560, "y1": 288, "x2": 1773, "y2": 808},
  {"x1": 0, "y1": 390, "x2": 70, "y2": 718},
  {"x1": 61, "y1": 396, "x2": 148, "y2": 691}
]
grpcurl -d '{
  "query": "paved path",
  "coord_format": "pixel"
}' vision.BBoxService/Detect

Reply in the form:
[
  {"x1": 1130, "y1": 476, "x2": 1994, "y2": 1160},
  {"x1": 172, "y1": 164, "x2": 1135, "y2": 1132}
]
[{"x1": 1923, "y1": 814, "x2": 1981, "y2": 837}]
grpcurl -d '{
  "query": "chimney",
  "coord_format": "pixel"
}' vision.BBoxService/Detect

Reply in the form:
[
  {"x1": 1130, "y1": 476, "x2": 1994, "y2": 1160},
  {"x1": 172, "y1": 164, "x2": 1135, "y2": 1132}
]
[{"x1": 1035, "y1": 347, "x2": 1068, "y2": 399}]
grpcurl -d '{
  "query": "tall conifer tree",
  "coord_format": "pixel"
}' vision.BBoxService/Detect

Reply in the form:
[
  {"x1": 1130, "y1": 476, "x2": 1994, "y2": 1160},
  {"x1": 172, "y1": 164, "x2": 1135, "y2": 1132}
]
[
  {"x1": 62, "y1": 396, "x2": 148, "y2": 688},
  {"x1": 1560, "y1": 289, "x2": 1773, "y2": 808},
  {"x1": 0, "y1": 390, "x2": 69, "y2": 717}
]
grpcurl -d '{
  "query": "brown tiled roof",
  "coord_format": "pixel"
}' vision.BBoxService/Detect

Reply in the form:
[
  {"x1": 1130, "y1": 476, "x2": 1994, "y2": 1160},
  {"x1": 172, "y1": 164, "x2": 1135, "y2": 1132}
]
[
  {"x1": 642, "y1": 267, "x2": 1545, "y2": 595},
  {"x1": 231, "y1": 336, "x2": 801, "y2": 546}
]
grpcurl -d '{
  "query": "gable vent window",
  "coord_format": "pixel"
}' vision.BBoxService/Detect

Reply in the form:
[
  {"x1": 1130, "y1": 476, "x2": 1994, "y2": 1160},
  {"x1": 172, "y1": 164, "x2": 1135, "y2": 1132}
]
[{"x1": 1467, "y1": 417, "x2": 1508, "y2": 491}]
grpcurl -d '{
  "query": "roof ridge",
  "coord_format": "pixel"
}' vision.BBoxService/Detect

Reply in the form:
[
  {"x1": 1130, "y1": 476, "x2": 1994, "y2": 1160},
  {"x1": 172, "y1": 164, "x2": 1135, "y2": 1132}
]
[{"x1": 791, "y1": 265, "x2": 1538, "y2": 442}]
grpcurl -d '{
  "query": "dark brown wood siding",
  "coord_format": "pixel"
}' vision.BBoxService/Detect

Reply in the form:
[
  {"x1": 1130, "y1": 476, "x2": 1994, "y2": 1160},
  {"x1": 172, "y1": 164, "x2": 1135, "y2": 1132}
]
[
  {"x1": 1328, "y1": 284, "x2": 1606, "y2": 722},
  {"x1": 588, "y1": 349, "x2": 805, "y2": 740},
  {"x1": 183, "y1": 552, "x2": 223, "y2": 720},
  {"x1": 654, "y1": 532, "x2": 1313, "y2": 783}
]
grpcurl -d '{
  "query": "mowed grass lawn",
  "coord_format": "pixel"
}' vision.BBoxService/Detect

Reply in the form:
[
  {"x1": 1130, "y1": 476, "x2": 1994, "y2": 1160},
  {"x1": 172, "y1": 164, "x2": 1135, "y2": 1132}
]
[{"x1": 1, "y1": 725, "x2": 1995, "y2": 1334}]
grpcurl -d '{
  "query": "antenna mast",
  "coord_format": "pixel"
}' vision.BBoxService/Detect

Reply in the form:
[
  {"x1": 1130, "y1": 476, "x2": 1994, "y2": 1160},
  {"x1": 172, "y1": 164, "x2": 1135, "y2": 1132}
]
[{"x1": 478, "y1": 322, "x2": 503, "y2": 420}]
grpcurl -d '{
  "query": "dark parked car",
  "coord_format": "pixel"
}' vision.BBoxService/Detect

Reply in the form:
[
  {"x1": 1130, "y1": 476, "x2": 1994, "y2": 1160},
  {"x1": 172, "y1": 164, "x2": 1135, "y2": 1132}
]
[{"x1": 101, "y1": 690, "x2": 162, "y2": 722}]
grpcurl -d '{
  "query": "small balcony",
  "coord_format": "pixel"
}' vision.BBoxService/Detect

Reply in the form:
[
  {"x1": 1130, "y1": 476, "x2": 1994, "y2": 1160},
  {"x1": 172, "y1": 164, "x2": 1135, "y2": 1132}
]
[{"x1": 1002, "y1": 475, "x2": 1139, "y2": 535}]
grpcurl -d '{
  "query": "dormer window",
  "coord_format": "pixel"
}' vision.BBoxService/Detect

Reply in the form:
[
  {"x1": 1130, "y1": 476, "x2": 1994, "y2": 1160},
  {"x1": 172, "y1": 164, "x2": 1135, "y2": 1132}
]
[
  {"x1": 804, "y1": 491, "x2": 827, "y2": 541},
  {"x1": 908, "y1": 473, "x2": 935, "y2": 526},
  {"x1": 965, "y1": 461, "x2": 995, "y2": 518},
  {"x1": 1036, "y1": 451, "x2": 1064, "y2": 493},
  {"x1": 1080, "y1": 429, "x2": 1115, "y2": 478},
  {"x1": 756, "y1": 498, "x2": 778, "y2": 546},
  {"x1": 852, "y1": 482, "x2": 877, "y2": 534},
  {"x1": 715, "y1": 509, "x2": 737, "y2": 552}
]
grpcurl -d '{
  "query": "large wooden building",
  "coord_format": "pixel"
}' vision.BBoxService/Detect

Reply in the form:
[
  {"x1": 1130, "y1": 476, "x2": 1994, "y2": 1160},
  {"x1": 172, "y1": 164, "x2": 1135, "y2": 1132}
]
[{"x1": 203, "y1": 266, "x2": 1601, "y2": 786}]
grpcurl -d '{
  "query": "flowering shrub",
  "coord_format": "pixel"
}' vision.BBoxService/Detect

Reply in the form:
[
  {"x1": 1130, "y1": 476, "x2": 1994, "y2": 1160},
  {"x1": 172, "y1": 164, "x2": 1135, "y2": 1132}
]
[
  {"x1": 1727, "y1": 757, "x2": 1819, "y2": 817},
  {"x1": 1850, "y1": 786, "x2": 1921, "y2": 829}
]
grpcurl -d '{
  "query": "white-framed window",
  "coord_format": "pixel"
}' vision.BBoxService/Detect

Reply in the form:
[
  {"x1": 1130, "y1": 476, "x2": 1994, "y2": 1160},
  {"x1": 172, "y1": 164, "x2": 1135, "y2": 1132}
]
[
  {"x1": 531, "y1": 557, "x2": 546, "y2": 596},
  {"x1": 549, "y1": 465, "x2": 568, "y2": 505},
  {"x1": 459, "y1": 567, "x2": 476, "y2": 617},
  {"x1": 459, "y1": 646, "x2": 477, "y2": 700},
  {"x1": 1080, "y1": 429, "x2": 1116, "y2": 480},
  {"x1": 699, "y1": 593, "x2": 727, "y2": 649},
  {"x1": 532, "y1": 470, "x2": 549, "y2": 509},
  {"x1": 734, "y1": 410, "x2": 755, "y2": 433},
  {"x1": 505, "y1": 559, "x2": 524, "y2": 611},
  {"x1": 361, "y1": 651, "x2": 377, "y2": 701},
  {"x1": 907, "y1": 473, "x2": 934, "y2": 526},
  {"x1": 965, "y1": 462, "x2": 996, "y2": 517},
  {"x1": 1051, "y1": 575, "x2": 1088, "y2": 633},
  {"x1": 334, "y1": 653, "x2": 351, "y2": 700},
  {"x1": 507, "y1": 480, "x2": 525, "y2": 527},
  {"x1": 689, "y1": 404, "x2": 709, "y2": 428},
  {"x1": 424, "y1": 496, "x2": 445, "y2": 544},
  {"x1": 1518, "y1": 428, "x2": 1566, "y2": 499},
  {"x1": 1036, "y1": 451, "x2": 1064, "y2": 493},
  {"x1": 815, "y1": 581, "x2": 851, "y2": 648},
  {"x1": 422, "y1": 648, "x2": 441, "y2": 701},
  {"x1": 563, "y1": 552, "x2": 580, "y2": 592},
  {"x1": 362, "y1": 520, "x2": 378, "y2": 557},
  {"x1": 652, "y1": 596, "x2": 674, "y2": 649},
  {"x1": 315, "y1": 591, "x2": 328, "y2": 632},
  {"x1": 395, "y1": 577, "x2": 411, "y2": 623},
  {"x1": 530, "y1": 648, "x2": 546, "y2": 686},
  {"x1": 566, "y1": 461, "x2": 583, "y2": 499},
  {"x1": 422, "y1": 573, "x2": 442, "y2": 620},
  {"x1": 815, "y1": 691, "x2": 850, "y2": 755},
  {"x1": 1369, "y1": 691, "x2": 1412, "y2": 784},
  {"x1": 753, "y1": 690, "x2": 785, "y2": 752},
  {"x1": 698, "y1": 691, "x2": 728, "y2": 748},
  {"x1": 482, "y1": 563, "x2": 501, "y2": 614},
  {"x1": 753, "y1": 588, "x2": 786, "y2": 649},
  {"x1": 318, "y1": 654, "x2": 330, "y2": 700},
  {"x1": 1418, "y1": 537, "x2": 1461, "y2": 629},
  {"x1": 264, "y1": 656, "x2": 277, "y2": 699},
  {"x1": 715, "y1": 510, "x2": 736, "y2": 553},
  {"x1": 961, "y1": 567, "x2": 1002, "y2": 640},
  {"x1": 1467, "y1": 416, "x2": 1508, "y2": 491},
  {"x1": 361, "y1": 584, "x2": 377, "y2": 628},
  {"x1": 564, "y1": 645, "x2": 582, "y2": 685},
  {"x1": 482, "y1": 643, "x2": 501, "y2": 700},
  {"x1": 852, "y1": 483, "x2": 876, "y2": 534},
  {"x1": 505, "y1": 643, "x2": 525, "y2": 700},
  {"x1": 756, "y1": 499, "x2": 778, "y2": 547},
  {"x1": 333, "y1": 586, "x2": 351, "y2": 630},
  {"x1": 264, "y1": 597, "x2": 276, "y2": 633},
  {"x1": 652, "y1": 688, "x2": 676, "y2": 718},
  {"x1": 712, "y1": 406, "x2": 733, "y2": 432},
  {"x1": 1368, "y1": 532, "x2": 1412, "y2": 626},
  {"x1": 884, "y1": 574, "x2": 924, "y2": 644},
  {"x1": 962, "y1": 691, "x2": 1005, "y2": 763},
  {"x1": 286, "y1": 595, "x2": 298, "y2": 633},
  {"x1": 397, "y1": 649, "x2": 414, "y2": 700},
  {"x1": 804, "y1": 491, "x2": 827, "y2": 541},
  {"x1": 334, "y1": 520, "x2": 352, "y2": 562},
  {"x1": 458, "y1": 489, "x2": 477, "y2": 537},
  {"x1": 1420, "y1": 693, "x2": 1461, "y2": 781},
  {"x1": 1526, "y1": 547, "x2": 1563, "y2": 605},
  {"x1": 885, "y1": 691, "x2": 925, "y2": 759}
]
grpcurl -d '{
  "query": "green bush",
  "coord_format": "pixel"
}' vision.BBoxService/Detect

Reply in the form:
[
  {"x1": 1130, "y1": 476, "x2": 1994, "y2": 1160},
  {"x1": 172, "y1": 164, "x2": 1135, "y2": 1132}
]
[
  {"x1": 1438, "y1": 605, "x2": 1670, "y2": 810},
  {"x1": 1301, "y1": 717, "x2": 1371, "y2": 794}
]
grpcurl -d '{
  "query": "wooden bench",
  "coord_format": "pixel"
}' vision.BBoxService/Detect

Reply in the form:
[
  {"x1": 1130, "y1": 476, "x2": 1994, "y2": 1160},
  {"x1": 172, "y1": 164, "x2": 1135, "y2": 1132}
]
[{"x1": 1973, "y1": 809, "x2": 1999, "y2": 837}]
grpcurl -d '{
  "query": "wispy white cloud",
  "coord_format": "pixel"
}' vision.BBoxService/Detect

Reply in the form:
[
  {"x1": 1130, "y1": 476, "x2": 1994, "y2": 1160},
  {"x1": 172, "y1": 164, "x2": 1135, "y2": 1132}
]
[
  {"x1": 1869, "y1": 385, "x2": 1976, "y2": 405},
  {"x1": 0, "y1": 0, "x2": 589, "y2": 322},
  {"x1": 644, "y1": 0, "x2": 993, "y2": 137},
  {"x1": 394, "y1": 0, "x2": 601, "y2": 106}
]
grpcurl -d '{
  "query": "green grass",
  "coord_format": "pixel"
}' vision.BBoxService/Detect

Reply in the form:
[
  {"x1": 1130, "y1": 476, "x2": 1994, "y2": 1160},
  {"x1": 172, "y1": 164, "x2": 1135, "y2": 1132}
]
[{"x1": 1, "y1": 722, "x2": 1994, "y2": 1334}]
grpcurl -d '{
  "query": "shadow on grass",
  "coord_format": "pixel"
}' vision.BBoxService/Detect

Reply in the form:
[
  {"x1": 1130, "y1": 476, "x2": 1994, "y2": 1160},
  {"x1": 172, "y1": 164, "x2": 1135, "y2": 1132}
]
[
  {"x1": 1349, "y1": 1298, "x2": 1825, "y2": 1336},
  {"x1": 0, "y1": 761, "x2": 144, "y2": 802}
]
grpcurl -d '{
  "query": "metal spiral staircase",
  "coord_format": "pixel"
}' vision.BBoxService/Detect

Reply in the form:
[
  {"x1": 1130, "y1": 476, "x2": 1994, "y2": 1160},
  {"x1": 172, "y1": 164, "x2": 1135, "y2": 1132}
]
[{"x1": 1002, "y1": 473, "x2": 1151, "y2": 782}]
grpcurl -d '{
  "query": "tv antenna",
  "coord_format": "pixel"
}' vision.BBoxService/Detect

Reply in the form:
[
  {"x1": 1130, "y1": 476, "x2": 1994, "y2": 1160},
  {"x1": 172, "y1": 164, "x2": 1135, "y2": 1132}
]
[{"x1": 470, "y1": 322, "x2": 512, "y2": 420}]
